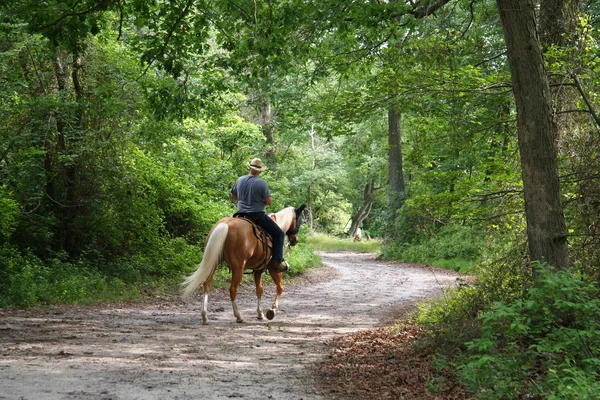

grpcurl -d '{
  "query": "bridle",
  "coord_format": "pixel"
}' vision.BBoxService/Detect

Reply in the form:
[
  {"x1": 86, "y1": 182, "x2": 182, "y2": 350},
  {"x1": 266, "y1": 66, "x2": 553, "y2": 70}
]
[{"x1": 285, "y1": 206, "x2": 305, "y2": 244}]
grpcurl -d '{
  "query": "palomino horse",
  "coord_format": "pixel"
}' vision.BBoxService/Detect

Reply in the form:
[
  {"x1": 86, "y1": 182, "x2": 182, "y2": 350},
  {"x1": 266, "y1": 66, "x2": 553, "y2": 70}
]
[{"x1": 182, "y1": 204, "x2": 306, "y2": 324}]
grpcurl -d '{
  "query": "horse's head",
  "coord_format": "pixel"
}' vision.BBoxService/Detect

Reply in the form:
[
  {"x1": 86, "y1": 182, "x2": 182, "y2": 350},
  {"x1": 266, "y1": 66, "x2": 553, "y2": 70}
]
[{"x1": 285, "y1": 204, "x2": 306, "y2": 246}]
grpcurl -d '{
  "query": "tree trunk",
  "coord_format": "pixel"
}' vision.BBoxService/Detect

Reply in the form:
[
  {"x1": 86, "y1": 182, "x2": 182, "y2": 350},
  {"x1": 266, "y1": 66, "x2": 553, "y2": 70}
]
[
  {"x1": 50, "y1": 47, "x2": 71, "y2": 254},
  {"x1": 497, "y1": 0, "x2": 570, "y2": 268},
  {"x1": 539, "y1": 0, "x2": 581, "y2": 140},
  {"x1": 539, "y1": 0, "x2": 579, "y2": 48},
  {"x1": 388, "y1": 107, "x2": 405, "y2": 217},
  {"x1": 348, "y1": 181, "x2": 376, "y2": 237}
]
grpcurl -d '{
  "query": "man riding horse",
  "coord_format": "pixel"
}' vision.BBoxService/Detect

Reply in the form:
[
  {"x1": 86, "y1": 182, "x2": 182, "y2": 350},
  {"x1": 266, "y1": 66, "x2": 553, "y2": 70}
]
[
  {"x1": 230, "y1": 158, "x2": 287, "y2": 273},
  {"x1": 182, "y1": 158, "x2": 305, "y2": 323}
]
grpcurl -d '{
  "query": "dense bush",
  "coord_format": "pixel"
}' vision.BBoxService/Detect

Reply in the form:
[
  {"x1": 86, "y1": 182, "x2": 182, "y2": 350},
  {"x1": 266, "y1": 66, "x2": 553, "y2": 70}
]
[
  {"x1": 0, "y1": 238, "x2": 204, "y2": 307},
  {"x1": 285, "y1": 241, "x2": 322, "y2": 277},
  {"x1": 383, "y1": 223, "x2": 485, "y2": 273},
  {"x1": 418, "y1": 263, "x2": 600, "y2": 399},
  {"x1": 458, "y1": 264, "x2": 600, "y2": 399},
  {"x1": 0, "y1": 187, "x2": 18, "y2": 239}
]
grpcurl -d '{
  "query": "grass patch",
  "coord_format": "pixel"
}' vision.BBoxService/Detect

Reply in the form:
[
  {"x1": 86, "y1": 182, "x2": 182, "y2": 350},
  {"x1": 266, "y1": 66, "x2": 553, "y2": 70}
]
[
  {"x1": 305, "y1": 232, "x2": 381, "y2": 253},
  {"x1": 425, "y1": 258, "x2": 474, "y2": 274}
]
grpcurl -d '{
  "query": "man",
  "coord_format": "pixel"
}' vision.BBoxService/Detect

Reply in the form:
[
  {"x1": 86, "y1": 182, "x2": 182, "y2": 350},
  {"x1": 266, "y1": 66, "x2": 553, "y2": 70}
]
[{"x1": 231, "y1": 158, "x2": 287, "y2": 273}]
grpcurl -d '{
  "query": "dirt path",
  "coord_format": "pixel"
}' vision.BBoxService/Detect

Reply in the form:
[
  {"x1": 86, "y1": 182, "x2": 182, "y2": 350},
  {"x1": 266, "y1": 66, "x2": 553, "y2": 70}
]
[{"x1": 0, "y1": 252, "x2": 462, "y2": 400}]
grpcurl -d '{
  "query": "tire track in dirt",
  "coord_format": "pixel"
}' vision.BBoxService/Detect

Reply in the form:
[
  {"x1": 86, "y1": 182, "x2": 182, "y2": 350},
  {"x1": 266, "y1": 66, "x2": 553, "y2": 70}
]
[{"x1": 0, "y1": 252, "x2": 461, "y2": 400}]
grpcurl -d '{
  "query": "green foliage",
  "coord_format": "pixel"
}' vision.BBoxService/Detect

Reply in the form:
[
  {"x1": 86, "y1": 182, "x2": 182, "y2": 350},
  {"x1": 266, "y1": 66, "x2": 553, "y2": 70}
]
[
  {"x1": 456, "y1": 264, "x2": 600, "y2": 399},
  {"x1": 417, "y1": 278, "x2": 486, "y2": 353},
  {"x1": 417, "y1": 261, "x2": 600, "y2": 399},
  {"x1": 0, "y1": 13, "x2": 251, "y2": 307},
  {"x1": 383, "y1": 224, "x2": 485, "y2": 273},
  {"x1": 0, "y1": 236, "x2": 204, "y2": 307},
  {"x1": 414, "y1": 235, "x2": 535, "y2": 393},
  {"x1": 285, "y1": 241, "x2": 322, "y2": 278},
  {"x1": 0, "y1": 245, "x2": 131, "y2": 307},
  {"x1": 0, "y1": 187, "x2": 19, "y2": 239},
  {"x1": 278, "y1": 135, "x2": 356, "y2": 236}
]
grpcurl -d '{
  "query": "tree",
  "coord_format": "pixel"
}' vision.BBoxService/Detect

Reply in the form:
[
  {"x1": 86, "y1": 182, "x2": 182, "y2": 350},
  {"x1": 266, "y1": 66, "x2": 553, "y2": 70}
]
[
  {"x1": 347, "y1": 180, "x2": 379, "y2": 237},
  {"x1": 540, "y1": 0, "x2": 583, "y2": 139},
  {"x1": 387, "y1": 107, "x2": 405, "y2": 221},
  {"x1": 496, "y1": 0, "x2": 570, "y2": 268}
]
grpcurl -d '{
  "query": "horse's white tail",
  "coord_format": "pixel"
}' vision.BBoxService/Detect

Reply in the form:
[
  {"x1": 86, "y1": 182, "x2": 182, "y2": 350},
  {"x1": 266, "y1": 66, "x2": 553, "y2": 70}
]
[{"x1": 181, "y1": 223, "x2": 229, "y2": 300}]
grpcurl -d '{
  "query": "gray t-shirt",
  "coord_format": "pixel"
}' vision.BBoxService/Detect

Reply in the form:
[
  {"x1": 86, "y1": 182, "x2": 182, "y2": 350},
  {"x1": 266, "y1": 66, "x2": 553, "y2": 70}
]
[{"x1": 231, "y1": 175, "x2": 271, "y2": 213}]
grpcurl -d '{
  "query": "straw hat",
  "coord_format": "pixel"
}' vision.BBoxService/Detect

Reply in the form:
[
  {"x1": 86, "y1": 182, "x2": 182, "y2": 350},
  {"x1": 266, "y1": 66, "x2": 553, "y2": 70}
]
[{"x1": 248, "y1": 158, "x2": 268, "y2": 172}]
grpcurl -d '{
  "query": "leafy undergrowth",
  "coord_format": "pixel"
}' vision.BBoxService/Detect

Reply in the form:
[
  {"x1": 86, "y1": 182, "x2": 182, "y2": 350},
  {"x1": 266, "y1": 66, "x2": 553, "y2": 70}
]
[{"x1": 315, "y1": 324, "x2": 470, "y2": 400}]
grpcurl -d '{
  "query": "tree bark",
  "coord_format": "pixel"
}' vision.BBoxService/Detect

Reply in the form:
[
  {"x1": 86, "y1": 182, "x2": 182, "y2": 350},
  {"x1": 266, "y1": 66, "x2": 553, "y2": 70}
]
[
  {"x1": 388, "y1": 107, "x2": 405, "y2": 216},
  {"x1": 539, "y1": 0, "x2": 582, "y2": 140},
  {"x1": 539, "y1": 0, "x2": 580, "y2": 49},
  {"x1": 497, "y1": 0, "x2": 570, "y2": 268}
]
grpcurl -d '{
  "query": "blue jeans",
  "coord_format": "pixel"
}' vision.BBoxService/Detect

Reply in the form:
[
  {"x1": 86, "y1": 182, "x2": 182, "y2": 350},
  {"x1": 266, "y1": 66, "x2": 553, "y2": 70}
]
[{"x1": 251, "y1": 212, "x2": 285, "y2": 263}]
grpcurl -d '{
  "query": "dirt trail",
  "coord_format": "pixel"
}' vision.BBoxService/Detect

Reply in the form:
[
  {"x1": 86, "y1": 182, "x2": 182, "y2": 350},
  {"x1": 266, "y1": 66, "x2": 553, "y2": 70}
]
[{"x1": 0, "y1": 252, "x2": 461, "y2": 400}]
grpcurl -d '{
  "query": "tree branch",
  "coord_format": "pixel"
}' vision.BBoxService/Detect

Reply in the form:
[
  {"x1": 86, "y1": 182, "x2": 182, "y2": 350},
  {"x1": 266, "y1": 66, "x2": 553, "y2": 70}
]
[
  {"x1": 411, "y1": 0, "x2": 453, "y2": 19},
  {"x1": 570, "y1": 70, "x2": 600, "y2": 133},
  {"x1": 116, "y1": 0, "x2": 124, "y2": 40},
  {"x1": 37, "y1": 0, "x2": 111, "y2": 31}
]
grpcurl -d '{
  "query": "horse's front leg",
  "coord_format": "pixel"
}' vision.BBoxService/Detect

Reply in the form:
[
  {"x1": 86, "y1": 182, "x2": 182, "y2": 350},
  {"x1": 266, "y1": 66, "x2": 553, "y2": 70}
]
[
  {"x1": 230, "y1": 268, "x2": 244, "y2": 323},
  {"x1": 268, "y1": 270, "x2": 284, "y2": 311},
  {"x1": 254, "y1": 271, "x2": 265, "y2": 320}
]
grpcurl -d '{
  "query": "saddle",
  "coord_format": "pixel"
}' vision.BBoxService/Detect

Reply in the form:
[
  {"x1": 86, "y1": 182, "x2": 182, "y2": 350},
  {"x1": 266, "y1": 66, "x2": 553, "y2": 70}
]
[{"x1": 233, "y1": 213, "x2": 272, "y2": 272}]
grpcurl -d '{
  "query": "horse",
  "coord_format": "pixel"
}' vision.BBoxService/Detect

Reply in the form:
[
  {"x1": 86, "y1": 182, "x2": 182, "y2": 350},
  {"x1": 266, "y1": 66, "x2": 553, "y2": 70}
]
[{"x1": 182, "y1": 204, "x2": 306, "y2": 325}]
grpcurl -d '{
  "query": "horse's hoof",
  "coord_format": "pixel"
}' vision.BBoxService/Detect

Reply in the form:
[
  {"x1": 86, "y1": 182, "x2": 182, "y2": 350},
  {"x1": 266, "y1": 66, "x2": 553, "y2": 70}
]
[
  {"x1": 266, "y1": 309, "x2": 275, "y2": 320},
  {"x1": 202, "y1": 320, "x2": 209, "y2": 325},
  {"x1": 257, "y1": 314, "x2": 265, "y2": 320},
  {"x1": 236, "y1": 319, "x2": 244, "y2": 323}
]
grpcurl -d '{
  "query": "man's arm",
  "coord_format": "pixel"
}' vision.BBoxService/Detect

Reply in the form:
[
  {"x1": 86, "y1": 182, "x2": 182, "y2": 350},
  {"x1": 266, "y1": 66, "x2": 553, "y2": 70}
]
[
  {"x1": 231, "y1": 179, "x2": 238, "y2": 203},
  {"x1": 264, "y1": 196, "x2": 272, "y2": 206}
]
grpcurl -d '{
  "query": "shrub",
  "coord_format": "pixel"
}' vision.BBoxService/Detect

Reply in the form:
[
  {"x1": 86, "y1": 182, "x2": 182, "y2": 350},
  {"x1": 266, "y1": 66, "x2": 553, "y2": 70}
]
[
  {"x1": 457, "y1": 263, "x2": 600, "y2": 399},
  {"x1": 383, "y1": 224, "x2": 484, "y2": 273},
  {"x1": 0, "y1": 236, "x2": 204, "y2": 307},
  {"x1": 0, "y1": 245, "x2": 46, "y2": 307},
  {"x1": 417, "y1": 279, "x2": 486, "y2": 353},
  {"x1": 285, "y1": 241, "x2": 321, "y2": 277},
  {"x1": 0, "y1": 187, "x2": 18, "y2": 239}
]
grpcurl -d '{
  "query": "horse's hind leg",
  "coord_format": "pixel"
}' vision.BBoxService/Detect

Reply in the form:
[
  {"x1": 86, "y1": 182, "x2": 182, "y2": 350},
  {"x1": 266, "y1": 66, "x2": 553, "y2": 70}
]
[
  {"x1": 230, "y1": 268, "x2": 244, "y2": 323},
  {"x1": 201, "y1": 280, "x2": 212, "y2": 325},
  {"x1": 254, "y1": 271, "x2": 265, "y2": 320}
]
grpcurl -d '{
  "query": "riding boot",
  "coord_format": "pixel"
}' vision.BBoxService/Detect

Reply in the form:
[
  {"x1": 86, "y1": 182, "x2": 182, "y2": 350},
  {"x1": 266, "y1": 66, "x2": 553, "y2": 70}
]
[{"x1": 268, "y1": 260, "x2": 288, "y2": 273}]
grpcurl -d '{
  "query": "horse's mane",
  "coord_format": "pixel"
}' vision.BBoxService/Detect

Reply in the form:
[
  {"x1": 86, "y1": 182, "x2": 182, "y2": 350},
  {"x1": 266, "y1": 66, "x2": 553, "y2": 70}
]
[{"x1": 270, "y1": 207, "x2": 295, "y2": 231}]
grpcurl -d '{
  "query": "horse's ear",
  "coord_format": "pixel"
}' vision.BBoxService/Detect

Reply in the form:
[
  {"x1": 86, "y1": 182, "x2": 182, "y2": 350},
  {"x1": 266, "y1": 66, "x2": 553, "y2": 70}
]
[{"x1": 296, "y1": 204, "x2": 306, "y2": 215}]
